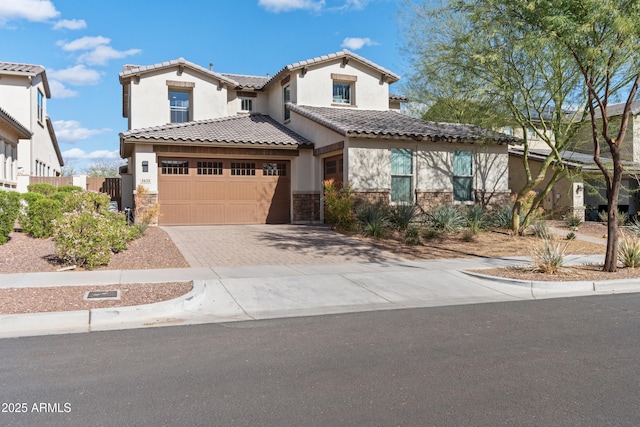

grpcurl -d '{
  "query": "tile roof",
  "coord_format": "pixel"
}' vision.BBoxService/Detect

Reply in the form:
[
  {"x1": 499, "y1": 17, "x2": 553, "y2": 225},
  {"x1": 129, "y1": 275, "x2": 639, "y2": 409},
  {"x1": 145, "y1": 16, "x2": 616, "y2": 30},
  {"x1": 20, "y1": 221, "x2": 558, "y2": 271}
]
[
  {"x1": 288, "y1": 105, "x2": 518, "y2": 143},
  {"x1": 389, "y1": 93, "x2": 408, "y2": 102},
  {"x1": 120, "y1": 114, "x2": 312, "y2": 147},
  {"x1": 264, "y1": 50, "x2": 400, "y2": 88},
  {"x1": 594, "y1": 100, "x2": 640, "y2": 119},
  {"x1": 221, "y1": 73, "x2": 269, "y2": 89},
  {"x1": 119, "y1": 58, "x2": 239, "y2": 86},
  {"x1": 0, "y1": 106, "x2": 32, "y2": 138},
  {"x1": 509, "y1": 146, "x2": 640, "y2": 172},
  {"x1": 0, "y1": 62, "x2": 45, "y2": 75}
]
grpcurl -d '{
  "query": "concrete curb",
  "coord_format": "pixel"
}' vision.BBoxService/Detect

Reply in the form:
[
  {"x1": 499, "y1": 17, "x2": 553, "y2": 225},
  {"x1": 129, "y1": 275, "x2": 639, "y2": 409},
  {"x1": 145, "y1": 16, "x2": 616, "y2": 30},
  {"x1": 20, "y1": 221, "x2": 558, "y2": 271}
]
[{"x1": 0, "y1": 280, "x2": 206, "y2": 338}]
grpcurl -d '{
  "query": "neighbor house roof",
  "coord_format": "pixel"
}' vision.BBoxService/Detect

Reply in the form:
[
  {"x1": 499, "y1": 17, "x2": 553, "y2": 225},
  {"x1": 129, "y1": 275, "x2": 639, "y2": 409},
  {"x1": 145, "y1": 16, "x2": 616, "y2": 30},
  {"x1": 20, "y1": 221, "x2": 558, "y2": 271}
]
[
  {"x1": 0, "y1": 106, "x2": 32, "y2": 139},
  {"x1": 593, "y1": 100, "x2": 640, "y2": 119},
  {"x1": 509, "y1": 146, "x2": 640, "y2": 173},
  {"x1": 288, "y1": 104, "x2": 518, "y2": 144},
  {"x1": 263, "y1": 50, "x2": 401, "y2": 89},
  {"x1": 119, "y1": 114, "x2": 312, "y2": 157},
  {"x1": 389, "y1": 93, "x2": 408, "y2": 102},
  {"x1": 0, "y1": 61, "x2": 51, "y2": 98}
]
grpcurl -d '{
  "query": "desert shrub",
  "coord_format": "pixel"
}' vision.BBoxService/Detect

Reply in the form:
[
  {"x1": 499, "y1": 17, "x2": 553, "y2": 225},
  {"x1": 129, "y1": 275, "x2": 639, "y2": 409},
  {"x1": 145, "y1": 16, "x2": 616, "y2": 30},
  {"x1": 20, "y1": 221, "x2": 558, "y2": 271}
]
[
  {"x1": 389, "y1": 203, "x2": 418, "y2": 230},
  {"x1": 0, "y1": 190, "x2": 21, "y2": 244},
  {"x1": 27, "y1": 183, "x2": 58, "y2": 197},
  {"x1": 50, "y1": 191, "x2": 73, "y2": 206},
  {"x1": 466, "y1": 205, "x2": 487, "y2": 233},
  {"x1": 618, "y1": 234, "x2": 640, "y2": 268},
  {"x1": 529, "y1": 220, "x2": 551, "y2": 239},
  {"x1": 426, "y1": 204, "x2": 465, "y2": 233},
  {"x1": 57, "y1": 185, "x2": 83, "y2": 193},
  {"x1": 629, "y1": 217, "x2": 640, "y2": 237},
  {"x1": 488, "y1": 203, "x2": 514, "y2": 229},
  {"x1": 61, "y1": 190, "x2": 110, "y2": 214},
  {"x1": 532, "y1": 237, "x2": 567, "y2": 274},
  {"x1": 22, "y1": 198, "x2": 61, "y2": 238},
  {"x1": 566, "y1": 214, "x2": 583, "y2": 228},
  {"x1": 323, "y1": 179, "x2": 355, "y2": 231},
  {"x1": 461, "y1": 228, "x2": 476, "y2": 242},
  {"x1": 566, "y1": 232, "x2": 577, "y2": 240},
  {"x1": 356, "y1": 201, "x2": 389, "y2": 238},
  {"x1": 421, "y1": 228, "x2": 439, "y2": 240},
  {"x1": 21, "y1": 191, "x2": 45, "y2": 206},
  {"x1": 404, "y1": 226, "x2": 421, "y2": 245},
  {"x1": 53, "y1": 210, "x2": 137, "y2": 269},
  {"x1": 134, "y1": 185, "x2": 159, "y2": 234},
  {"x1": 598, "y1": 209, "x2": 628, "y2": 226}
]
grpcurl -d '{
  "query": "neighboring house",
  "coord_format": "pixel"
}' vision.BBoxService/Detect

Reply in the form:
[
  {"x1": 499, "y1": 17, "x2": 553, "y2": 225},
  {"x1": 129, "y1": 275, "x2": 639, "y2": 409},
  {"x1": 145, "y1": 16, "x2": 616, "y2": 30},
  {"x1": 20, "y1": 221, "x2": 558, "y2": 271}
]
[
  {"x1": 0, "y1": 62, "x2": 64, "y2": 192},
  {"x1": 0, "y1": 107, "x2": 31, "y2": 189},
  {"x1": 119, "y1": 50, "x2": 516, "y2": 225}
]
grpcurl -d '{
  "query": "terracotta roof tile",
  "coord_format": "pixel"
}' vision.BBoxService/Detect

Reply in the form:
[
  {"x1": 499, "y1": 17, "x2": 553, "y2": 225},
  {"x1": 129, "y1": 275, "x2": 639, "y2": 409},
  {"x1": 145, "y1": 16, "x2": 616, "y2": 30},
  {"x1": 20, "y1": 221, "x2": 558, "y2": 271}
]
[
  {"x1": 221, "y1": 73, "x2": 269, "y2": 89},
  {"x1": 120, "y1": 114, "x2": 312, "y2": 147},
  {"x1": 288, "y1": 105, "x2": 518, "y2": 143},
  {"x1": 0, "y1": 62, "x2": 45, "y2": 75},
  {"x1": 119, "y1": 58, "x2": 238, "y2": 86}
]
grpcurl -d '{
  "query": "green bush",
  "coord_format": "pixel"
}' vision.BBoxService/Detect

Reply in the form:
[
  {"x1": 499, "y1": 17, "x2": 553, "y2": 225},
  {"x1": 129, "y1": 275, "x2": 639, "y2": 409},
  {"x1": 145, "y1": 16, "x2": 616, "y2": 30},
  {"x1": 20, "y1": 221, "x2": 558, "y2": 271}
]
[
  {"x1": 389, "y1": 203, "x2": 418, "y2": 230},
  {"x1": 50, "y1": 191, "x2": 72, "y2": 206},
  {"x1": 57, "y1": 185, "x2": 83, "y2": 193},
  {"x1": 488, "y1": 203, "x2": 515, "y2": 229},
  {"x1": 104, "y1": 212, "x2": 139, "y2": 253},
  {"x1": 54, "y1": 212, "x2": 112, "y2": 269},
  {"x1": 22, "y1": 198, "x2": 61, "y2": 238},
  {"x1": 566, "y1": 214, "x2": 583, "y2": 228},
  {"x1": 21, "y1": 191, "x2": 45, "y2": 206},
  {"x1": 404, "y1": 226, "x2": 422, "y2": 245},
  {"x1": 426, "y1": 205, "x2": 465, "y2": 233},
  {"x1": 323, "y1": 180, "x2": 355, "y2": 231},
  {"x1": 27, "y1": 183, "x2": 58, "y2": 197},
  {"x1": 0, "y1": 190, "x2": 21, "y2": 244},
  {"x1": 61, "y1": 190, "x2": 111, "y2": 214},
  {"x1": 618, "y1": 234, "x2": 640, "y2": 268}
]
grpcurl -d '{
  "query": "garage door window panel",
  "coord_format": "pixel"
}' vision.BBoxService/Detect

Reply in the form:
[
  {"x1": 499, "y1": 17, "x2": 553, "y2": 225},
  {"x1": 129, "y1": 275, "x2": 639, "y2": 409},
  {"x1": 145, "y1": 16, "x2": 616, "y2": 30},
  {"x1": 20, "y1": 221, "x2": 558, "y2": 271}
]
[
  {"x1": 263, "y1": 162, "x2": 286, "y2": 176},
  {"x1": 161, "y1": 160, "x2": 189, "y2": 175},
  {"x1": 197, "y1": 161, "x2": 222, "y2": 175},
  {"x1": 231, "y1": 162, "x2": 256, "y2": 176}
]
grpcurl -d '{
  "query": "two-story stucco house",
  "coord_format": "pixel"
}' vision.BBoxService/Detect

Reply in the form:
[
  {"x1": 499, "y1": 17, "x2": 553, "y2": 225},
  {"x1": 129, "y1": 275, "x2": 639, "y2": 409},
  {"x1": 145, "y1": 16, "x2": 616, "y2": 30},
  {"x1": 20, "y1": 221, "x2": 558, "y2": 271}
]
[
  {"x1": 0, "y1": 62, "x2": 64, "y2": 192},
  {"x1": 119, "y1": 50, "x2": 516, "y2": 225}
]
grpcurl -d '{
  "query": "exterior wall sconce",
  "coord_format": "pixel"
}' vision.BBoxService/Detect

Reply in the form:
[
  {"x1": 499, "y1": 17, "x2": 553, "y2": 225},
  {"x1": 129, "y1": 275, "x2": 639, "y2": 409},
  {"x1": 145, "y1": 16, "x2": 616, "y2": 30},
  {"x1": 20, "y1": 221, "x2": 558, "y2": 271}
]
[
  {"x1": 576, "y1": 184, "x2": 584, "y2": 194},
  {"x1": 142, "y1": 161, "x2": 148, "y2": 173}
]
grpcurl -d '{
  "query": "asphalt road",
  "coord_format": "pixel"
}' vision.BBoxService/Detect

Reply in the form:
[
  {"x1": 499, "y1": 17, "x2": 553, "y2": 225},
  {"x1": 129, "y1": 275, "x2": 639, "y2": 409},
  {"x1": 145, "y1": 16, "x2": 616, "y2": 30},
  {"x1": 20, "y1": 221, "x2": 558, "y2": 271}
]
[{"x1": 2, "y1": 294, "x2": 640, "y2": 426}]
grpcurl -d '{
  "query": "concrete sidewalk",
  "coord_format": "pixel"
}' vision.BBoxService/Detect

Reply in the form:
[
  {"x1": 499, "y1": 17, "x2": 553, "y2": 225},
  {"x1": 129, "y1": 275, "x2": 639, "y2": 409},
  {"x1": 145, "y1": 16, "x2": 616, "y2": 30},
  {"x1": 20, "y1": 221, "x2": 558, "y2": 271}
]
[{"x1": 3, "y1": 253, "x2": 640, "y2": 339}]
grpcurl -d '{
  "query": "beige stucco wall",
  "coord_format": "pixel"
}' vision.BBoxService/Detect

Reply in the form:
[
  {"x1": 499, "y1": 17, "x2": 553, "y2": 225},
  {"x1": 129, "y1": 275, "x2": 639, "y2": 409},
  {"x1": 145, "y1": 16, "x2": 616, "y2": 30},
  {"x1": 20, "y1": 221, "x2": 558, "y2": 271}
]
[
  {"x1": 128, "y1": 67, "x2": 229, "y2": 129},
  {"x1": 226, "y1": 90, "x2": 269, "y2": 116},
  {"x1": 290, "y1": 149, "x2": 318, "y2": 193},
  {"x1": 349, "y1": 139, "x2": 509, "y2": 197},
  {"x1": 295, "y1": 60, "x2": 389, "y2": 110},
  {"x1": 133, "y1": 145, "x2": 157, "y2": 192}
]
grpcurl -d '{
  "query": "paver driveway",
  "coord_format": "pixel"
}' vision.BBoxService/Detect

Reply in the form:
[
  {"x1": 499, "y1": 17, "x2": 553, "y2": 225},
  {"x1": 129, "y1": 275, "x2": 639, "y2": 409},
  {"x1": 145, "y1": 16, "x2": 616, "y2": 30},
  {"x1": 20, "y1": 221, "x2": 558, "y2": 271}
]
[{"x1": 162, "y1": 225, "x2": 404, "y2": 267}]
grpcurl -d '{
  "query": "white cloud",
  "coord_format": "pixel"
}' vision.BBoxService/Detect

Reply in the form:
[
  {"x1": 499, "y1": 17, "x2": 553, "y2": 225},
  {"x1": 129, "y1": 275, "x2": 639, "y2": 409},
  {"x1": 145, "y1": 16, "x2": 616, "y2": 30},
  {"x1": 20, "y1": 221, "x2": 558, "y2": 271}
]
[
  {"x1": 344, "y1": 0, "x2": 369, "y2": 10},
  {"x1": 258, "y1": 0, "x2": 325, "y2": 13},
  {"x1": 53, "y1": 120, "x2": 111, "y2": 143},
  {"x1": 341, "y1": 37, "x2": 377, "y2": 50},
  {"x1": 48, "y1": 80, "x2": 78, "y2": 98},
  {"x1": 62, "y1": 148, "x2": 119, "y2": 160},
  {"x1": 57, "y1": 35, "x2": 110, "y2": 51},
  {"x1": 77, "y1": 45, "x2": 141, "y2": 66},
  {"x1": 48, "y1": 64, "x2": 101, "y2": 86},
  {"x1": 0, "y1": 0, "x2": 59, "y2": 23},
  {"x1": 53, "y1": 19, "x2": 86, "y2": 30}
]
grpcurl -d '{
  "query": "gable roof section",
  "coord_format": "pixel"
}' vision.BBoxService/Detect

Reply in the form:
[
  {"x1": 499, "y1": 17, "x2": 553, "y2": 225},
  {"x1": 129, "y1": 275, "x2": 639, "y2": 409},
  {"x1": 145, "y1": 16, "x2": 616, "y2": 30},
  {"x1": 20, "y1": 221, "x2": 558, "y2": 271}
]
[
  {"x1": 221, "y1": 73, "x2": 269, "y2": 89},
  {"x1": 0, "y1": 61, "x2": 51, "y2": 98},
  {"x1": 264, "y1": 50, "x2": 400, "y2": 89},
  {"x1": 288, "y1": 105, "x2": 518, "y2": 144},
  {"x1": 0, "y1": 106, "x2": 32, "y2": 139},
  {"x1": 119, "y1": 58, "x2": 239, "y2": 87},
  {"x1": 46, "y1": 117, "x2": 64, "y2": 167},
  {"x1": 120, "y1": 114, "x2": 312, "y2": 157}
]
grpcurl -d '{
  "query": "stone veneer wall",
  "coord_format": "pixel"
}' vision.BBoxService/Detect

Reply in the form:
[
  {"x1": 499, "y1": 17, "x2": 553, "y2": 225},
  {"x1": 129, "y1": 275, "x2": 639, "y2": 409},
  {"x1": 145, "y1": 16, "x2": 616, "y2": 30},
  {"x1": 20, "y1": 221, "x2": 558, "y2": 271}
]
[
  {"x1": 416, "y1": 191, "x2": 453, "y2": 210},
  {"x1": 293, "y1": 193, "x2": 321, "y2": 222},
  {"x1": 353, "y1": 191, "x2": 390, "y2": 207},
  {"x1": 475, "y1": 190, "x2": 512, "y2": 209},
  {"x1": 134, "y1": 191, "x2": 159, "y2": 226}
]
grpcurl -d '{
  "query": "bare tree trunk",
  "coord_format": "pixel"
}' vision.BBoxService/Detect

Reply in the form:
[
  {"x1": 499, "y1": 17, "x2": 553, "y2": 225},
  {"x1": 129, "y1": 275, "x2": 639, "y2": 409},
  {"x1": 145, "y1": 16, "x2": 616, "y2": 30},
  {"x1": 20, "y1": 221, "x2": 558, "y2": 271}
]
[{"x1": 603, "y1": 147, "x2": 623, "y2": 272}]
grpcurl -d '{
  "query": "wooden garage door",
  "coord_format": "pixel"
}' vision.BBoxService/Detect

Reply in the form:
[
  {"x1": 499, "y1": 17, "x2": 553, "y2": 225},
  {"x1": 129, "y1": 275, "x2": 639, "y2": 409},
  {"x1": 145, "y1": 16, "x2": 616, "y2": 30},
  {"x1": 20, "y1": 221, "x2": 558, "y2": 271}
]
[{"x1": 158, "y1": 158, "x2": 290, "y2": 225}]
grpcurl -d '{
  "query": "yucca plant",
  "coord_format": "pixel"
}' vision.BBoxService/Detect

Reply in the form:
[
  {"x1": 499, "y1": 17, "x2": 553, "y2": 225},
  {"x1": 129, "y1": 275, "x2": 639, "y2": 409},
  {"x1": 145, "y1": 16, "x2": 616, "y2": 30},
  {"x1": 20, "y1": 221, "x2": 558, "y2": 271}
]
[
  {"x1": 566, "y1": 214, "x2": 583, "y2": 228},
  {"x1": 389, "y1": 203, "x2": 418, "y2": 230},
  {"x1": 488, "y1": 203, "x2": 514, "y2": 229},
  {"x1": 531, "y1": 237, "x2": 567, "y2": 274},
  {"x1": 529, "y1": 220, "x2": 551, "y2": 239},
  {"x1": 404, "y1": 226, "x2": 422, "y2": 245},
  {"x1": 466, "y1": 205, "x2": 487, "y2": 233},
  {"x1": 618, "y1": 234, "x2": 640, "y2": 268},
  {"x1": 426, "y1": 204, "x2": 465, "y2": 233}
]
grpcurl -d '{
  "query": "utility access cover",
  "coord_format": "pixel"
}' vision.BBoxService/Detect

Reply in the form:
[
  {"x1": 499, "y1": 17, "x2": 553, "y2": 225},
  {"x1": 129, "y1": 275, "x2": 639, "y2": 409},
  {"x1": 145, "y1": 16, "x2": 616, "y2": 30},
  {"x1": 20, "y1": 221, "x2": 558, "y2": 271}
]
[{"x1": 84, "y1": 290, "x2": 120, "y2": 301}]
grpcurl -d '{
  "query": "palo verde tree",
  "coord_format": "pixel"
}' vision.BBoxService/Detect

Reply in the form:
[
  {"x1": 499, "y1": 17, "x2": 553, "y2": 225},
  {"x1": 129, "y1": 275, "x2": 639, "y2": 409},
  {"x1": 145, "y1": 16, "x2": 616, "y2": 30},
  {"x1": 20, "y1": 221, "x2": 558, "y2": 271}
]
[
  {"x1": 401, "y1": 0, "x2": 591, "y2": 235},
  {"x1": 473, "y1": 0, "x2": 640, "y2": 271}
]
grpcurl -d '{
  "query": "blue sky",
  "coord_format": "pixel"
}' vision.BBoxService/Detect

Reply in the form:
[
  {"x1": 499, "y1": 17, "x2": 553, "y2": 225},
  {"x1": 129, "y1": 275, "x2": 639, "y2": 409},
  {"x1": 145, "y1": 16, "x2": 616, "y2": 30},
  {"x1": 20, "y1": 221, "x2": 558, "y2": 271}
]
[{"x1": 0, "y1": 0, "x2": 407, "y2": 172}]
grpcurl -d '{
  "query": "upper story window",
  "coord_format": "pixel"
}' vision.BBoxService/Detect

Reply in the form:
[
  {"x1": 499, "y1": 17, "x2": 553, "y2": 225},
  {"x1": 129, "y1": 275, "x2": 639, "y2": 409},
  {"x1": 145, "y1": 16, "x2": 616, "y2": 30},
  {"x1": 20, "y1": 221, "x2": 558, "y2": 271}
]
[
  {"x1": 503, "y1": 126, "x2": 513, "y2": 136},
  {"x1": 37, "y1": 89, "x2": 44, "y2": 123},
  {"x1": 283, "y1": 85, "x2": 291, "y2": 121},
  {"x1": 331, "y1": 73, "x2": 357, "y2": 106},
  {"x1": 169, "y1": 90, "x2": 190, "y2": 123},
  {"x1": 453, "y1": 151, "x2": 474, "y2": 202},
  {"x1": 241, "y1": 98, "x2": 253, "y2": 112},
  {"x1": 526, "y1": 127, "x2": 537, "y2": 139}
]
